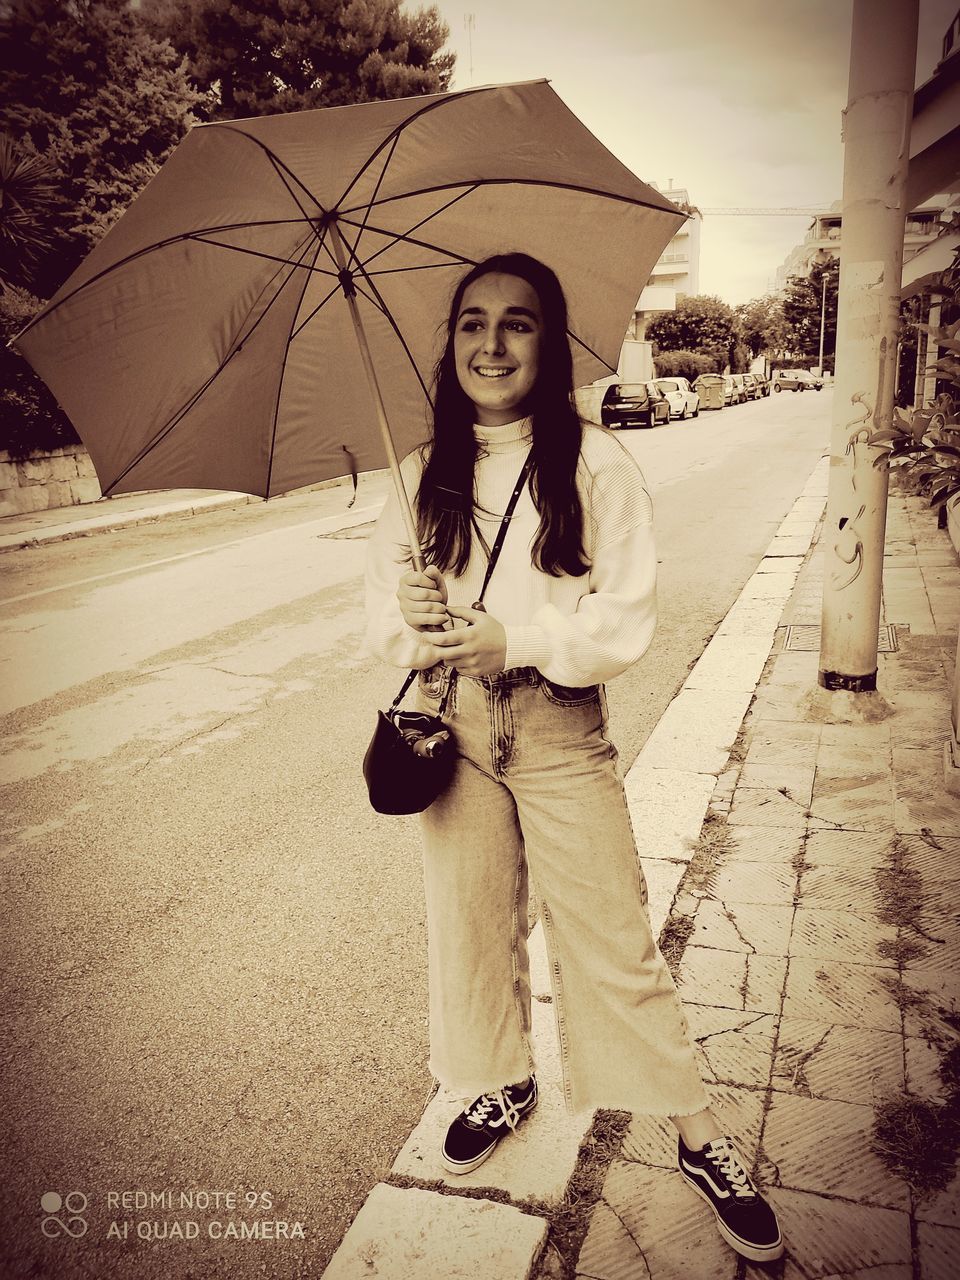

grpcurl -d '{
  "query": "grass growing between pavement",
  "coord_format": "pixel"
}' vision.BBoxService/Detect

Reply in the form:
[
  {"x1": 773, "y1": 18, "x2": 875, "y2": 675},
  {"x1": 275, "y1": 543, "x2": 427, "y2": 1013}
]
[
  {"x1": 872, "y1": 1043, "x2": 960, "y2": 1197},
  {"x1": 532, "y1": 1108, "x2": 633, "y2": 1280}
]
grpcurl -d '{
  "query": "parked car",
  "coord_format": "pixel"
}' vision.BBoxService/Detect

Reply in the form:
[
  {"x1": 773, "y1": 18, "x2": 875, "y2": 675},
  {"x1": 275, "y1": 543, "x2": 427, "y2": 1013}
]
[
  {"x1": 773, "y1": 369, "x2": 826, "y2": 392},
  {"x1": 721, "y1": 374, "x2": 737, "y2": 406},
  {"x1": 653, "y1": 376, "x2": 700, "y2": 420},
  {"x1": 600, "y1": 382, "x2": 670, "y2": 429},
  {"x1": 729, "y1": 373, "x2": 749, "y2": 403},
  {"x1": 742, "y1": 373, "x2": 763, "y2": 401},
  {"x1": 752, "y1": 373, "x2": 771, "y2": 397}
]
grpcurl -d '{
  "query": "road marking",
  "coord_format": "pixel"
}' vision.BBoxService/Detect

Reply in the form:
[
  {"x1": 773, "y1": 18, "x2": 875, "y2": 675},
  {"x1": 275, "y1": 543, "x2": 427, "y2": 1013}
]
[{"x1": 0, "y1": 503, "x2": 385, "y2": 607}]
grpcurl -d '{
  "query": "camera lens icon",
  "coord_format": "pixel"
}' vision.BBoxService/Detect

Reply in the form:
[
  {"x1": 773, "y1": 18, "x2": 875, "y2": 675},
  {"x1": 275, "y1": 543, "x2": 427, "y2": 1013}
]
[{"x1": 41, "y1": 1191, "x2": 88, "y2": 1238}]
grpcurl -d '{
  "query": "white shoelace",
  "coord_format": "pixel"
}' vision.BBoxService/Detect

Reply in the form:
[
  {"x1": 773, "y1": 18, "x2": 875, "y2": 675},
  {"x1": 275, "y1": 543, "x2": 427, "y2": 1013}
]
[
  {"x1": 465, "y1": 1086, "x2": 525, "y2": 1131},
  {"x1": 704, "y1": 1139, "x2": 758, "y2": 1200}
]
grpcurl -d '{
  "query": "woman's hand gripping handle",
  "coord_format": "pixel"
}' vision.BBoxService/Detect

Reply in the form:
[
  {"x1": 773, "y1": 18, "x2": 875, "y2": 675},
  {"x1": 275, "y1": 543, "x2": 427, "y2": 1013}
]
[{"x1": 397, "y1": 565, "x2": 449, "y2": 632}]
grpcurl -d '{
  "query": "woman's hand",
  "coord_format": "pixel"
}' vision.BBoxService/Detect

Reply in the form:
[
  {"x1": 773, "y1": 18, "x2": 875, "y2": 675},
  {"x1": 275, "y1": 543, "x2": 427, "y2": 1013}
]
[
  {"x1": 397, "y1": 565, "x2": 449, "y2": 631},
  {"x1": 429, "y1": 604, "x2": 507, "y2": 677}
]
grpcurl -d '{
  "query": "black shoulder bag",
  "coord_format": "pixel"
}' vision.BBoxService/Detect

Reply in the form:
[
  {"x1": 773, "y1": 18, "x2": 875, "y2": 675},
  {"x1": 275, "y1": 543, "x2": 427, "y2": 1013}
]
[{"x1": 363, "y1": 453, "x2": 533, "y2": 815}]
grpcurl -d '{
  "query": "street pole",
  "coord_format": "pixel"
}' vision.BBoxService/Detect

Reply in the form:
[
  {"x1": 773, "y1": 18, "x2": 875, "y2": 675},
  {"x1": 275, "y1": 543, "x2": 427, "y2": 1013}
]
[
  {"x1": 818, "y1": 271, "x2": 827, "y2": 375},
  {"x1": 818, "y1": 0, "x2": 918, "y2": 694}
]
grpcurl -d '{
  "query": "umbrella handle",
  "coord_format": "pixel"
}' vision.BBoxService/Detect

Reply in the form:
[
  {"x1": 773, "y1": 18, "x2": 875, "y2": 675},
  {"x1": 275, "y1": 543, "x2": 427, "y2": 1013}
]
[{"x1": 327, "y1": 218, "x2": 427, "y2": 574}]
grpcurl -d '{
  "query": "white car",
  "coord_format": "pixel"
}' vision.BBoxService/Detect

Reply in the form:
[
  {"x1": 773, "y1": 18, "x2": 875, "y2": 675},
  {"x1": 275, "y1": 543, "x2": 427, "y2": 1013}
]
[{"x1": 653, "y1": 376, "x2": 700, "y2": 420}]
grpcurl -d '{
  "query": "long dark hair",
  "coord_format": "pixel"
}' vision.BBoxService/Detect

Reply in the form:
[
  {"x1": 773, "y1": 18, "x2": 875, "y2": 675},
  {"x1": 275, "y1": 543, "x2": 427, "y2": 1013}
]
[{"x1": 416, "y1": 253, "x2": 589, "y2": 578}]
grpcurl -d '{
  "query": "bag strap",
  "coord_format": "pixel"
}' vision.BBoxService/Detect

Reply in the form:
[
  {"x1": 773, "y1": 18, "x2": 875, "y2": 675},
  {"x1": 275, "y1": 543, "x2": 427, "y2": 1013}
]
[{"x1": 389, "y1": 450, "x2": 534, "y2": 717}]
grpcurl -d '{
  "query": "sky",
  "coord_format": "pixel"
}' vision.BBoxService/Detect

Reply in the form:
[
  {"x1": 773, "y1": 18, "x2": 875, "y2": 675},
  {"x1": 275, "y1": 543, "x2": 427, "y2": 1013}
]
[{"x1": 429, "y1": 0, "x2": 958, "y2": 304}]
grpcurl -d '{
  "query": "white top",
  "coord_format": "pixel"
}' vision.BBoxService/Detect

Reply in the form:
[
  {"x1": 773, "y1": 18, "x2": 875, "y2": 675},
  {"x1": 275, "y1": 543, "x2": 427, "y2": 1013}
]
[{"x1": 362, "y1": 417, "x2": 657, "y2": 686}]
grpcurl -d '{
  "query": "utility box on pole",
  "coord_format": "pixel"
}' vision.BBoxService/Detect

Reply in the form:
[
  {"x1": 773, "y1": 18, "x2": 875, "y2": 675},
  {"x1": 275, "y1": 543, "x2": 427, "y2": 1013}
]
[{"x1": 818, "y1": 0, "x2": 919, "y2": 693}]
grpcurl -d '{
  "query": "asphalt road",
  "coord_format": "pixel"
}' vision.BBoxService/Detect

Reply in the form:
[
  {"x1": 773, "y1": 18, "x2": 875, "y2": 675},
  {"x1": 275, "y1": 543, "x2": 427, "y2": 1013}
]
[{"x1": 0, "y1": 387, "x2": 831, "y2": 1278}]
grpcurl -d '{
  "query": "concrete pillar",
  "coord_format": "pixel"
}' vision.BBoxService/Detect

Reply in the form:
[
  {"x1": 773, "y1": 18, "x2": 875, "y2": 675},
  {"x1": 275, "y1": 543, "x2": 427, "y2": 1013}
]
[{"x1": 818, "y1": 0, "x2": 919, "y2": 692}]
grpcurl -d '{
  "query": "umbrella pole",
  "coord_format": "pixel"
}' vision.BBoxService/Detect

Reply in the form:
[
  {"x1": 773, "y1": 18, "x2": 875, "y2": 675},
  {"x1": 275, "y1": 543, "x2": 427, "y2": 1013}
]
[{"x1": 327, "y1": 218, "x2": 427, "y2": 573}]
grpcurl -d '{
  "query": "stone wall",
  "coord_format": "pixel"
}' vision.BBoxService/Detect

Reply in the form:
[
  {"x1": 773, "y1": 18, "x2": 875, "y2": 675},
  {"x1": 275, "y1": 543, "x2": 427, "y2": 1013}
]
[{"x1": 0, "y1": 445, "x2": 102, "y2": 518}]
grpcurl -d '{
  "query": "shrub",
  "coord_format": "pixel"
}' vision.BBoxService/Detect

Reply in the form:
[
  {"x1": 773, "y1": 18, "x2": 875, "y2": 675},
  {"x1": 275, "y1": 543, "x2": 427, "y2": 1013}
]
[
  {"x1": 0, "y1": 285, "x2": 79, "y2": 457},
  {"x1": 652, "y1": 349, "x2": 719, "y2": 380}
]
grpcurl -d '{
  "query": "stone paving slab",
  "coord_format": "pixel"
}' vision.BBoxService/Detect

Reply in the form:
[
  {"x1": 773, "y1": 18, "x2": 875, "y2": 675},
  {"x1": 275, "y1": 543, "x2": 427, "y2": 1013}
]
[
  {"x1": 799, "y1": 861, "x2": 885, "y2": 910},
  {"x1": 736, "y1": 761, "x2": 815, "y2": 806},
  {"x1": 900, "y1": 834, "x2": 960, "y2": 883},
  {"x1": 722, "y1": 825, "x2": 804, "y2": 864},
  {"x1": 742, "y1": 723, "x2": 821, "y2": 769},
  {"x1": 321, "y1": 1183, "x2": 547, "y2": 1279},
  {"x1": 636, "y1": 688, "x2": 754, "y2": 775},
  {"x1": 803, "y1": 828, "x2": 895, "y2": 869},
  {"x1": 781, "y1": 957, "x2": 901, "y2": 1031},
  {"x1": 807, "y1": 770, "x2": 897, "y2": 831},
  {"x1": 576, "y1": 1161, "x2": 737, "y2": 1280},
  {"x1": 764, "y1": 1092, "x2": 910, "y2": 1209},
  {"x1": 706, "y1": 861, "x2": 797, "y2": 905},
  {"x1": 681, "y1": 647, "x2": 770, "y2": 693},
  {"x1": 727, "y1": 786, "x2": 807, "y2": 830},
  {"x1": 898, "y1": 966, "x2": 960, "y2": 1040},
  {"x1": 771, "y1": 1017, "x2": 904, "y2": 1105},
  {"x1": 892, "y1": 746, "x2": 960, "y2": 836},
  {"x1": 676, "y1": 946, "x2": 787, "y2": 1014},
  {"x1": 914, "y1": 1171, "x2": 960, "y2": 1230},
  {"x1": 689, "y1": 899, "x2": 794, "y2": 955},
  {"x1": 751, "y1": 1186, "x2": 912, "y2": 1280},
  {"x1": 918, "y1": 1222, "x2": 960, "y2": 1278},
  {"x1": 623, "y1": 769, "x2": 718, "y2": 863},
  {"x1": 682, "y1": 1003, "x2": 778, "y2": 1089},
  {"x1": 788, "y1": 906, "x2": 898, "y2": 965}
]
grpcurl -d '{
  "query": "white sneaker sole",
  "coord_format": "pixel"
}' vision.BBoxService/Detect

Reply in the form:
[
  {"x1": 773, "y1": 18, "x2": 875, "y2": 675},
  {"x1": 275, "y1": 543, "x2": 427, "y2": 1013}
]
[{"x1": 680, "y1": 1171, "x2": 785, "y2": 1263}]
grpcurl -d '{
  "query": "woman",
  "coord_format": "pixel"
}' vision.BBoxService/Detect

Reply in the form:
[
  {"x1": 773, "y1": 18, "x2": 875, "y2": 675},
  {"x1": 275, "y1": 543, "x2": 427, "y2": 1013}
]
[{"x1": 363, "y1": 254, "x2": 783, "y2": 1265}]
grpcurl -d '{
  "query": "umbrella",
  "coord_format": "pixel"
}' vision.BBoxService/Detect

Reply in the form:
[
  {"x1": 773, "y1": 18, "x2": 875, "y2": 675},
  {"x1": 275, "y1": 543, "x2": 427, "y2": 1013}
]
[{"x1": 12, "y1": 79, "x2": 684, "y2": 567}]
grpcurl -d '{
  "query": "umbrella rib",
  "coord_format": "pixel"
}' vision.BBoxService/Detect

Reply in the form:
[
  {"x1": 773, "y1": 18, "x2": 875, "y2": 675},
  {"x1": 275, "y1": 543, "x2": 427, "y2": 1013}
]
[
  {"x1": 189, "y1": 234, "x2": 338, "y2": 276},
  {"x1": 343, "y1": 132, "x2": 401, "y2": 264},
  {"x1": 211, "y1": 123, "x2": 326, "y2": 221},
  {"x1": 568, "y1": 329, "x2": 618, "y2": 374},
  {"x1": 336, "y1": 214, "x2": 473, "y2": 271},
  {"x1": 347, "y1": 184, "x2": 480, "y2": 276},
  {"x1": 264, "y1": 233, "x2": 326, "y2": 499},
  {"x1": 341, "y1": 176, "x2": 683, "y2": 218},
  {"x1": 289, "y1": 279, "x2": 342, "y2": 341},
  {"x1": 351, "y1": 260, "x2": 435, "y2": 410},
  {"x1": 102, "y1": 233, "x2": 319, "y2": 496},
  {"x1": 12, "y1": 219, "x2": 318, "y2": 335},
  {"x1": 335, "y1": 85, "x2": 491, "y2": 211}
]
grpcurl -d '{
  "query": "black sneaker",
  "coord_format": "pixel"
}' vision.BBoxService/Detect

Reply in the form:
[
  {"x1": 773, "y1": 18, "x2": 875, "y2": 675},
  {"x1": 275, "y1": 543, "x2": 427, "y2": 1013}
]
[
  {"x1": 677, "y1": 1134, "x2": 784, "y2": 1263},
  {"x1": 440, "y1": 1076, "x2": 538, "y2": 1175}
]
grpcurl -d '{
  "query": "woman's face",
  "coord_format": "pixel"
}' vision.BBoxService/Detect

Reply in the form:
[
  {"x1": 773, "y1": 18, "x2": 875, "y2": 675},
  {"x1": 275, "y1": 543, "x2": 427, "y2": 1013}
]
[{"x1": 453, "y1": 272, "x2": 543, "y2": 426}]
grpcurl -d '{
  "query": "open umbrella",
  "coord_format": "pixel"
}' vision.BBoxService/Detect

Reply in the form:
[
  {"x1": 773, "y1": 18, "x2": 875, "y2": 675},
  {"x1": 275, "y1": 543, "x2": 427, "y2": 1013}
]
[{"x1": 12, "y1": 79, "x2": 683, "y2": 567}]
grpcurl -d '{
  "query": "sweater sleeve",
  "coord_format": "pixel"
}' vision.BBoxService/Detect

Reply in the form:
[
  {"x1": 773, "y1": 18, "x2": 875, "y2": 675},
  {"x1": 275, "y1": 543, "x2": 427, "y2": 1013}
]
[
  {"x1": 362, "y1": 448, "x2": 439, "y2": 671},
  {"x1": 501, "y1": 444, "x2": 657, "y2": 686}
]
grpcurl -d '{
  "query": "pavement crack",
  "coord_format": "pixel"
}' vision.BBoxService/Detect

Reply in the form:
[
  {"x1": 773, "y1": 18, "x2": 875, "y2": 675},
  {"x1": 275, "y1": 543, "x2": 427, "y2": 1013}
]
[
  {"x1": 133, "y1": 715, "x2": 240, "y2": 773},
  {"x1": 782, "y1": 1024, "x2": 834, "y2": 1094},
  {"x1": 696, "y1": 1013, "x2": 769, "y2": 1045},
  {"x1": 739, "y1": 953, "x2": 752, "y2": 1010},
  {"x1": 600, "y1": 1196, "x2": 653, "y2": 1280},
  {"x1": 719, "y1": 900, "x2": 757, "y2": 953}
]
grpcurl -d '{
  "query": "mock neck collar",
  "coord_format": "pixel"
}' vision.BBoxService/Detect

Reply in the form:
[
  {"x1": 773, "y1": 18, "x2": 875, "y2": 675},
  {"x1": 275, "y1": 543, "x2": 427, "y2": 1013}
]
[{"x1": 472, "y1": 416, "x2": 533, "y2": 453}]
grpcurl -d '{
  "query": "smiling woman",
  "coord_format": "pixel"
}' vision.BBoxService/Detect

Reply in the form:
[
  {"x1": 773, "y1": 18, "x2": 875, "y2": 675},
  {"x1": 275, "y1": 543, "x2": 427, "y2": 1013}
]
[{"x1": 361, "y1": 251, "x2": 785, "y2": 1265}]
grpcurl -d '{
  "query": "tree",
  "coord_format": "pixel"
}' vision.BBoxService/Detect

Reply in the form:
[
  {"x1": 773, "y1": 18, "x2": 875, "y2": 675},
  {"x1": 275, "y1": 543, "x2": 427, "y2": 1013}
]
[
  {"x1": 0, "y1": 0, "x2": 201, "y2": 295},
  {"x1": 146, "y1": 0, "x2": 456, "y2": 121},
  {"x1": 0, "y1": 133, "x2": 59, "y2": 290},
  {"x1": 735, "y1": 294, "x2": 791, "y2": 361},
  {"x1": 646, "y1": 295, "x2": 738, "y2": 371},
  {"x1": 782, "y1": 259, "x2": 839, "y2": 370}
]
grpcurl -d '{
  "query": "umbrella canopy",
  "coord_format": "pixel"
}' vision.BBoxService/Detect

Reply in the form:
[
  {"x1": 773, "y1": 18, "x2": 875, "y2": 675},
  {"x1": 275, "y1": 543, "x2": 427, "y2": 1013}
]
[{"x1": 13, "y1": 80, "x2": 684, "y2": 500}]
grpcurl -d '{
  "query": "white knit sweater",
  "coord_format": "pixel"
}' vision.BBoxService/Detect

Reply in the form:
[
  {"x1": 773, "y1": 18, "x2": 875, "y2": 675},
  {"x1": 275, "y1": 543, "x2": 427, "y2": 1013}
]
[{"x1": 362, "y1": 417, "x2": 657, "y2": 686}]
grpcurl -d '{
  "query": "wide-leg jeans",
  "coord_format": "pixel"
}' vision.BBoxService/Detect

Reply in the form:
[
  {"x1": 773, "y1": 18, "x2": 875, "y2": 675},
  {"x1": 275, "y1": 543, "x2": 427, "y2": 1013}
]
[{"x1": 415, "y1": 663, "x2": 711, "y2": 1118}]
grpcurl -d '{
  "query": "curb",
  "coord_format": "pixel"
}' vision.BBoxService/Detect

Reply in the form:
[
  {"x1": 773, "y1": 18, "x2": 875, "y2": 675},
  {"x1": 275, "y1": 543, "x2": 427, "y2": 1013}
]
[{"x1": 319, "y1": 451, "x2": 831, "y2": 1279}]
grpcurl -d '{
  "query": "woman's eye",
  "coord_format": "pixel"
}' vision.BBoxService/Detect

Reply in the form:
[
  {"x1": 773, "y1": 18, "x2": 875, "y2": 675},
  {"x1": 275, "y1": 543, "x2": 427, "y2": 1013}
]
[
  {"x1": 460, "y1": 320, "x2": 482, "y2": 332},
  {"x1": 506, "y1": 321, "x2": 531, "y2": 332}
]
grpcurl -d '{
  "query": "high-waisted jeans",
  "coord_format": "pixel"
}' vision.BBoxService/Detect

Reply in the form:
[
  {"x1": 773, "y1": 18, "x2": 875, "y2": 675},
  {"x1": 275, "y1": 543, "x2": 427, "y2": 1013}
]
[{"x1": 414, "y1": 663, "x2": 711, "y2": 1118}]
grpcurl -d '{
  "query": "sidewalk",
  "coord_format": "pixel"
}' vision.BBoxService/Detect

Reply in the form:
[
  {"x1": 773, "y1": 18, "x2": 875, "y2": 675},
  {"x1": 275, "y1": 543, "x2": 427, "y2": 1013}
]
[
  {"x1": 321, "y1": 461, "x2": 960, "y2": 1280},
  {"x1": 0, "y1": 470, "x2": 379, "y2": 554}
]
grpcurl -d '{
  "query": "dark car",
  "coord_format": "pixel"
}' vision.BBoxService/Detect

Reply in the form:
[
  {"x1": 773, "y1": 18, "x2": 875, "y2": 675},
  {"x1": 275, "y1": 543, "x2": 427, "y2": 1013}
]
[{"x1": 601, "y1": 382, "x2": 670, "y2": 429}]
